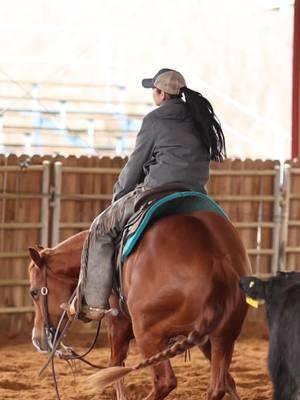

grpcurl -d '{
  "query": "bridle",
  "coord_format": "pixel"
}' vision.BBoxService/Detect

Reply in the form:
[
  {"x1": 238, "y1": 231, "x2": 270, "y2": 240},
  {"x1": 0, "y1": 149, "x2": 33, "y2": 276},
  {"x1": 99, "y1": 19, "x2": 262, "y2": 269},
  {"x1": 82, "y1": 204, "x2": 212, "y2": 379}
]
[
  {"x1": 40, "y1": 260, "x2": 57, "y2": 350},
  {"x1": 34, "y1": 259, "x2": 105, "y2": 400},
  {"x1": 31, "y1": 257, "x2": 76, "y2": 353}
]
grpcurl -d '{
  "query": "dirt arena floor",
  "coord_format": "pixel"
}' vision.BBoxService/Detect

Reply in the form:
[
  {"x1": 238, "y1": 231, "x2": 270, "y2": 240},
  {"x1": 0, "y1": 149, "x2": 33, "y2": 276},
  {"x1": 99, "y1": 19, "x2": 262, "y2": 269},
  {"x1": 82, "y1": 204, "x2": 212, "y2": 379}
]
[{"x1": 0, "y1": 327, "x2": 272, "y2": 400}]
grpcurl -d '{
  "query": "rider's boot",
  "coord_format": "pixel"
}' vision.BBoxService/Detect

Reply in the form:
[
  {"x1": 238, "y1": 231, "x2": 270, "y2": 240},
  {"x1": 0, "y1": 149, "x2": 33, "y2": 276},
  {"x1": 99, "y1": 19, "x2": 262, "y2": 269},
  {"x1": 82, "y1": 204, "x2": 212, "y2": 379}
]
[
  {"x1": 60, "y1": 237, "x2": 114, "y2": 322},
  {"x1": 60, "y1": 296, "x2": 107, "y2": 321}
]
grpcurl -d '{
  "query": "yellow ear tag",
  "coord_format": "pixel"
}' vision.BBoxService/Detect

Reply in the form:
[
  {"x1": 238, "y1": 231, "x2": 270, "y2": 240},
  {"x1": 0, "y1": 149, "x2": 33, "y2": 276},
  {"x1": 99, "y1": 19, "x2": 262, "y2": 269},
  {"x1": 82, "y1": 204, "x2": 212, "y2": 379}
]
[{"x1": 246, "y1": 297, "x2": 259, "y2": 308}]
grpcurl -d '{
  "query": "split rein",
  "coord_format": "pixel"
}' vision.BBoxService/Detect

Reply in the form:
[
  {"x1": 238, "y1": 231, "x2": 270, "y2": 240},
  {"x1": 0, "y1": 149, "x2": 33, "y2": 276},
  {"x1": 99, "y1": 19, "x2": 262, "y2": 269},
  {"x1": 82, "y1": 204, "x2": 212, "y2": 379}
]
[{"x1": 37, "y1": 260, "x2": 105, "y2": 400}]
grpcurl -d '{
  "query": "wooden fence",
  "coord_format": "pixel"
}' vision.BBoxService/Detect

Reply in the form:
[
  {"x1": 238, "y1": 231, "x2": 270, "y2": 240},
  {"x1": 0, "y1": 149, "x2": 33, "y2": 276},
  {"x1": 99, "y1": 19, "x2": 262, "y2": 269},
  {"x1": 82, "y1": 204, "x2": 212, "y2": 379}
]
[{"x1": 0, "y1": 154, "x2": 289, "y2": 331}]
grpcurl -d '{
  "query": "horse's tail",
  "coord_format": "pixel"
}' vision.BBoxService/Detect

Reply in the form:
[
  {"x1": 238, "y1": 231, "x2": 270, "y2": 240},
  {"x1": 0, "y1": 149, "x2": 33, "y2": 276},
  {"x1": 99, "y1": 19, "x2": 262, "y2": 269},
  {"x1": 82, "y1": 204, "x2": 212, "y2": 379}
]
[{"x1": 87, "y1": 330, "x2": 208, "y2": 391}]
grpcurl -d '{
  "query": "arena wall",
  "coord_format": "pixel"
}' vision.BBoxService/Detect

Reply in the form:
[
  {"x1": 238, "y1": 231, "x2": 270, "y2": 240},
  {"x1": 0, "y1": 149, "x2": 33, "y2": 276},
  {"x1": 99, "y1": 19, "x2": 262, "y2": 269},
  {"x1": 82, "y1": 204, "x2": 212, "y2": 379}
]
[{"x1": 1, "y1": 154, "x2": 299, "y2": 332}]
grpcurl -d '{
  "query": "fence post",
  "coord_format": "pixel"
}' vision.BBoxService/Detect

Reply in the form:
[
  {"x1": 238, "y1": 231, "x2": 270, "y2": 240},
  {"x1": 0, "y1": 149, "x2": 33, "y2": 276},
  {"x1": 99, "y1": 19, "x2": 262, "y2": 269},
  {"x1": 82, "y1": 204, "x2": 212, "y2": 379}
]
[
  {"x1": 51, "y1": 161, "x2": 62, "y2": 246},
  {"x1": 41, "y1": 160, "x2": 50, "y2": 246},
  {"x1": 279, "y1": 164, "x2": 291, "y2": 270},
  {"x1": 271, "y1": 166, "x2": 281, "y2": 275}
]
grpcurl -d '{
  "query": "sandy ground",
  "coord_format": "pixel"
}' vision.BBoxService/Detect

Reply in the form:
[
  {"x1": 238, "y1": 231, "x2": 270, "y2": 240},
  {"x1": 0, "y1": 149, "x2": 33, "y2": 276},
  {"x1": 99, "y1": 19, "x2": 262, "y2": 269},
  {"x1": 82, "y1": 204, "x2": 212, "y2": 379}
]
[{"x1": 0, "y1": 332, "x2": 272, "y2": 400}]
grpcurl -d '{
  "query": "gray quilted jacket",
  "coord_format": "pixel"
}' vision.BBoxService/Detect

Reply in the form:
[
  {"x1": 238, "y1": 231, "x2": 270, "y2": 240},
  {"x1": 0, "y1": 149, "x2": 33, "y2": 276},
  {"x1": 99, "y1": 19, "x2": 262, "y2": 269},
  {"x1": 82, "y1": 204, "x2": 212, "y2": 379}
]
[{"x1": 113, "y1": 98, "x2": 210, "y2": 201}]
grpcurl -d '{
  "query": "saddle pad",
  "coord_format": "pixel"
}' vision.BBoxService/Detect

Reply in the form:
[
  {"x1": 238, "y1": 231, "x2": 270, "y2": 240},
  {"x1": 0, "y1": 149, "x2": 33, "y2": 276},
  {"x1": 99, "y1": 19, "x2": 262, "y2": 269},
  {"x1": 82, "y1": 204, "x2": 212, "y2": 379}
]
[{"x1": 122, "y1": 191, "x2": 228, "y2": 259}]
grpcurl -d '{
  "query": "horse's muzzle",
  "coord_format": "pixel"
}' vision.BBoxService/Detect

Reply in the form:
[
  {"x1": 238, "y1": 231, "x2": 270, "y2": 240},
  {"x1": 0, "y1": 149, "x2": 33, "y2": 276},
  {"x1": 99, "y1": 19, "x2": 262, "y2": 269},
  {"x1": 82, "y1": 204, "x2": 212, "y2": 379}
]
[{"x1": 32, "y1": 327, "x2": 57, "y2": 353}]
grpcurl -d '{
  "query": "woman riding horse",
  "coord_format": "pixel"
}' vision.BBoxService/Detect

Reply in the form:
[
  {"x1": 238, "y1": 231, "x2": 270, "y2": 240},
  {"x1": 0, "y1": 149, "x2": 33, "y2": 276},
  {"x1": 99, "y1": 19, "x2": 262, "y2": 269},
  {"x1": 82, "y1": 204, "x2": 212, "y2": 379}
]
[
  {"x1": 64, "y1": 68, "x2": 226, "y2": 321},
  {"x1": 29, "y1": 69, "x2": 251, "y2": 399}
]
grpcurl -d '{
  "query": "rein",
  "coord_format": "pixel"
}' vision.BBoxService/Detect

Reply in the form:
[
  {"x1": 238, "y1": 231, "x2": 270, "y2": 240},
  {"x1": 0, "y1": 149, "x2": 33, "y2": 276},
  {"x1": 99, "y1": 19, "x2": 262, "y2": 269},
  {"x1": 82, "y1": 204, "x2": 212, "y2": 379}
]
[{"x1": 37, "y1": 260, "x2": 106, "y2": 400}]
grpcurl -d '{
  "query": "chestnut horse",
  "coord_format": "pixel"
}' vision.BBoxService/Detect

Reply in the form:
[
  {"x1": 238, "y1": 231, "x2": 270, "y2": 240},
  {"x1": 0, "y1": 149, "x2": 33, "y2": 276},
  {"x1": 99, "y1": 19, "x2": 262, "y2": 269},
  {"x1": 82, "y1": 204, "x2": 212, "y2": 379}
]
[{"x1": 28, "y1": 211, "x2": 251, "y2": 400}]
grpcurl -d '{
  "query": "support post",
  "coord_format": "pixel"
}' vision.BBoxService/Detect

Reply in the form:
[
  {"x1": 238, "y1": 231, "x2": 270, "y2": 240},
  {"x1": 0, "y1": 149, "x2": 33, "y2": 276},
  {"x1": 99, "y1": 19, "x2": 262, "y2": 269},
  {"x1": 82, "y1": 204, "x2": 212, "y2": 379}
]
[
  {"x1": 271, "y1": 166, "x2": 281, "y2": 274},
  {"x1": 279, "y1": 164, "x2": 291, "y2": 269},
  {"x1": 292, "y1": 0, "x2": 300, "y2": 158},
  {"x1": 51, "y1": 161, "x2": 62, "y2": 246},
  {"x1": 40, "y1": 160, "x2": 50, "y2": 246}
]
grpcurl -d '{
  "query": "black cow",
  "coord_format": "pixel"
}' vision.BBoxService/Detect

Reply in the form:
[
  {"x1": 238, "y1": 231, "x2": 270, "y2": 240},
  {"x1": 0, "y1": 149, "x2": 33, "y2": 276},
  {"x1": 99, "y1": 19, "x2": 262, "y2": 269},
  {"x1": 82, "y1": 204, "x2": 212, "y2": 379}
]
[{"x1": 240, "y1": 271, "x2": 300, "y2": 400}]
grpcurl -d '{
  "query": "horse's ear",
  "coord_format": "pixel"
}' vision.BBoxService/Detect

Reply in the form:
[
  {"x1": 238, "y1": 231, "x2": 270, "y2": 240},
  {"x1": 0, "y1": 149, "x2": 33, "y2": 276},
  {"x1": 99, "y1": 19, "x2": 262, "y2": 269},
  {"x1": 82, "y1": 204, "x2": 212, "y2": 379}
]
[{"x1": 28, "y1": 247, "x2": 44, "y2": 268}]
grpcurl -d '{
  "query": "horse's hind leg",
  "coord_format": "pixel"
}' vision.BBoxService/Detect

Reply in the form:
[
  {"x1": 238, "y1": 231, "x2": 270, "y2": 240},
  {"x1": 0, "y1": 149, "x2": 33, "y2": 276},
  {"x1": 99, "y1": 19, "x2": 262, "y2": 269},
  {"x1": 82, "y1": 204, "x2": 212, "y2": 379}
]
[
  {"x1": 208, "y1": 337, "x2": 239, "y2": 400},
  {"x1": 136, "y1": 334, "x2": 177, "y2": 400}
]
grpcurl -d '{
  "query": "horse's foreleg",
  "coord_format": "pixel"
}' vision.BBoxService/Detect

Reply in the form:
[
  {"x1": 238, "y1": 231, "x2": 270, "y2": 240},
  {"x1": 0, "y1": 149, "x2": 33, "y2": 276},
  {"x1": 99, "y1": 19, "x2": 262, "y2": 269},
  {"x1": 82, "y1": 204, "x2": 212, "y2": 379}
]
[
  {"x1": 208, "y1": 337, "x2": 240, "y2": 400},
  {"x1": 136, "y1": 334, "x2": 177, "y2": 400},
  {"x1": 106, "y1": 307, "x2": 133, "y2": 400},
  {"x1": 199, "y1": 338, "x2": 212, "y2": 361}
]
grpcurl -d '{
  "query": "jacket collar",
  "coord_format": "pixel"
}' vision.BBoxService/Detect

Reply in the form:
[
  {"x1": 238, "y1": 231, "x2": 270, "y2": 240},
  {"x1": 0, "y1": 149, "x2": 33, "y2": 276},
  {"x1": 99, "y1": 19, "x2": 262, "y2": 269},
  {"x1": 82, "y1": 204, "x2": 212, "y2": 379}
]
[{"x1": 160, "y1": 97, "x2": 184, "y2": 107}]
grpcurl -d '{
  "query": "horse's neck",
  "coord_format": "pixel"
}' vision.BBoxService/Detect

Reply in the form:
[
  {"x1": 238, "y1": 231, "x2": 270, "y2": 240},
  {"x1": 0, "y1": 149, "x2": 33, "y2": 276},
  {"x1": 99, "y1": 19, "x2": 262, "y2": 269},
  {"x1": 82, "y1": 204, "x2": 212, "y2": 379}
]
[
  {"x1": 46, "y1": 231, "x2": 88, "y2": 278},
  {"x1": 47, "y1": 249, "x2": 81, "y2": 277}
]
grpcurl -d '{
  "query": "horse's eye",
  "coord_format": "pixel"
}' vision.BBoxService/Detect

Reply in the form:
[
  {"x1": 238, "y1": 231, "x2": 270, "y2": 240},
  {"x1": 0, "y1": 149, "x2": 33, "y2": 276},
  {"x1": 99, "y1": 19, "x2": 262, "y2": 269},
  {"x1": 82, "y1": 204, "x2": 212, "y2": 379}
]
[{"x1": 30, "y1": 289, "x2": 39, "y2": 300}]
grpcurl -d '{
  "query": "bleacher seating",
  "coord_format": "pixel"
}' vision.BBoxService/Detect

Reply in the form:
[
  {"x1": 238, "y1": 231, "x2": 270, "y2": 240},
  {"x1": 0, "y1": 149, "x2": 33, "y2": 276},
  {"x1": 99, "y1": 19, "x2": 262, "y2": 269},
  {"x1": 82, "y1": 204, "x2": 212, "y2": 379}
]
[{"x1": 0, "y1": 80, "x2": 153, "y2": 155}]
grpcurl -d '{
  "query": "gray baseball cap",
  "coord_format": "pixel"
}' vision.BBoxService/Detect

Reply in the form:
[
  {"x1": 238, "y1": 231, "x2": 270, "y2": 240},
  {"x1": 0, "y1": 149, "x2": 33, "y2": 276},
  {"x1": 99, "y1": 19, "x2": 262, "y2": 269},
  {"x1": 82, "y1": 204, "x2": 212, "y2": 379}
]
[{"x1": 142, "y1": 68, "x2": 186, "y2": 95}]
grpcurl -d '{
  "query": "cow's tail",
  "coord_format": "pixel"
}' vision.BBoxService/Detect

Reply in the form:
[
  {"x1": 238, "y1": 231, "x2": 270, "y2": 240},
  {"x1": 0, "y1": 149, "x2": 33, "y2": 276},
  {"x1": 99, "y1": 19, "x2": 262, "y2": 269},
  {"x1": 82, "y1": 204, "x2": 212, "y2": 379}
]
[{"x1": 87, "y1": 330, "x2": 208, "y2": 391}]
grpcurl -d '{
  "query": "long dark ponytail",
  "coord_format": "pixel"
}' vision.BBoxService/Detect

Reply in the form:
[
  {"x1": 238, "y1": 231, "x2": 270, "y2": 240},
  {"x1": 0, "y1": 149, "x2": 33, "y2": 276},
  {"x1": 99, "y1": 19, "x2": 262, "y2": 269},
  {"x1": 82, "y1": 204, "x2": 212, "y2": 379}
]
[{"x1": 181, "y1": 87, "x2": 226, "y2": 162}]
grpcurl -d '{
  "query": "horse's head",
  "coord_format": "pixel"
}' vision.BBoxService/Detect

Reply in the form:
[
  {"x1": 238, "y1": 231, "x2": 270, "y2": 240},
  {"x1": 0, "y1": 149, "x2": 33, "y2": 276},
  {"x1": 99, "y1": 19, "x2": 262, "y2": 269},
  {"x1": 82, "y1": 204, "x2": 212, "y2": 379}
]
[{"x1": 28, "y1": 246, "x2": 77, "y2": 353}]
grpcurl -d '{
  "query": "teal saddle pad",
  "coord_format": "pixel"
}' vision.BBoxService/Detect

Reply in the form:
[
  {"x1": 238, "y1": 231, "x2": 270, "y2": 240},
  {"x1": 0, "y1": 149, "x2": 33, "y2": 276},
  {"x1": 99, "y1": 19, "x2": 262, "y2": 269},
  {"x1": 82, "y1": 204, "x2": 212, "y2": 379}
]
[{"x1": 122, "y1": 191, "x2": 228, "y2": 260}]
